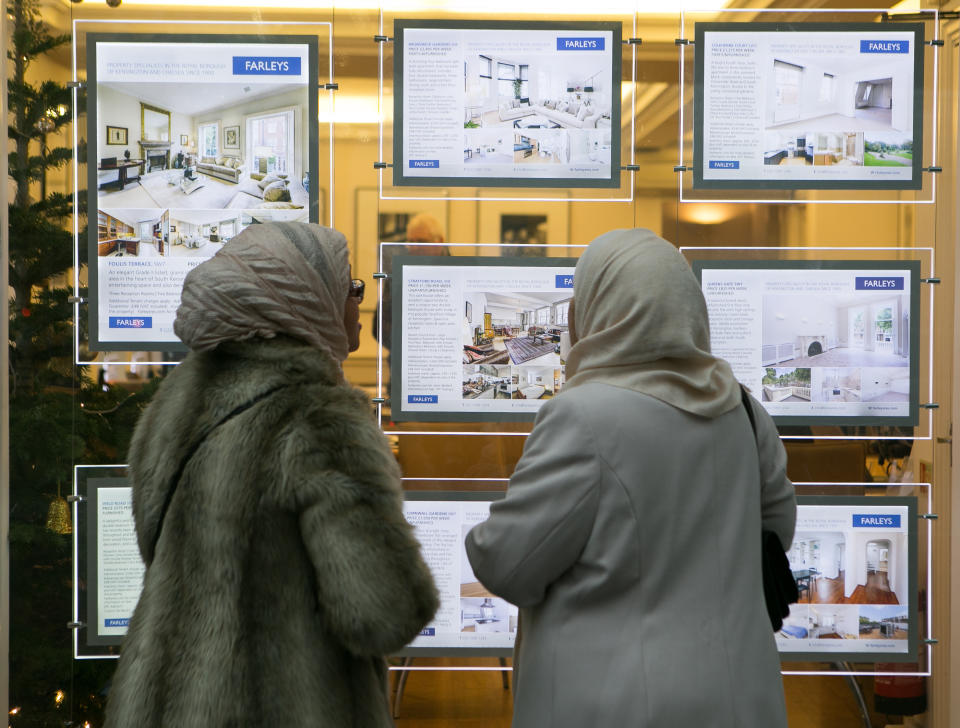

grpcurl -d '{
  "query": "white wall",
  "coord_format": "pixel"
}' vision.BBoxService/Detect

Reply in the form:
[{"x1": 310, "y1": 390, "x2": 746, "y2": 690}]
[{"x1": 763, "y1": 295, "x2": 841, "y2": 347}]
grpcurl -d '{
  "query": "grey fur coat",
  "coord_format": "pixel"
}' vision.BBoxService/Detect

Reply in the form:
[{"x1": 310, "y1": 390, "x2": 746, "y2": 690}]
[{"x1": 105, "y1": 337, "x2": 438, "y2": 728}]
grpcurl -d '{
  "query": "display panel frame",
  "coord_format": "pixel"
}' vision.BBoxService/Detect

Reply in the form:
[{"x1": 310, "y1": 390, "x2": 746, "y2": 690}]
[
  {"x1": 390, "y1": 254, "x2": 577, "y2": 423},
  {"x1": 85, "y1": 31, "x2": 321, "y2": 352},
  {"x1": 692, "y1": 21, "x2": 925, "y2": 192},
  {"x1": 780, "y1": 495, "x2": 919, "y2": 664},
  {"x1": 397, "y1": 490, "x2": 511, "y2": 658},
  {"x1": 73, "y1": 466, "x2": 140, "y2": 658},
  {"x1": 692, "y1": 259, "x2": 921, "y2": 427},
  {"x1": 392, "y1": 19, "x2": 622, "y2": 190}
]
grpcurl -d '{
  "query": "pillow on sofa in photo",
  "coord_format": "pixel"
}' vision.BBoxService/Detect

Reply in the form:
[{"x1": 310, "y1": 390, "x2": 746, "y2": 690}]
[
  {"x1": 577, "y1": 104, "x2": 590, "y2": 121},
  {"x1": 222, "y1": 158, "x2": 234, "y2": 169},
  {"x1": 511, "y1": 99, "x2": 520, "y2": 108},
  {"x1": 257, "y1": 174, "x2": 281, "y2": 190},
  {"x1": 262, "y1": 180, "x2": 291, "y2": 202},
  {"x1": 216, "y1": 156, "x2": 227, "y2": 166},
  {"x1": 544, "y1": 100, "x2": 556, "y2": 109},
  {"x1": 556, "y1": 101, "x2": 569, "y2": 113},
  {"x1": 567, "y1": 101, "x2": 581, "y2": 115},
  {"x1": 201, "y1": 156, "x2": 215, "y2": 165}
]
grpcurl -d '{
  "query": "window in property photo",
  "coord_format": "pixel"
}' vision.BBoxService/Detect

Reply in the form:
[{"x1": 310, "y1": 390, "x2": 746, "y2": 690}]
[
  {"x1": 850, "y1": 309, "x2": 866, "y2": 347},
  {"x1": 479, "y1": 54, "x2": 492, "y2": 79},
  {"x1": 875, "y1": 306, "x2": 894, "y2": 346},
  {"x1": 519, "y1": 64, "x2": 529, "y2": 98},
  {"x1": 773, "y1": 59, "x2": 803, "y2": 122},
  {"x1": 556, "y1": 301, "x2": 569, "y2": 326},
  {"x1": 818, "y1": 73, "x2": 835, "y2": 103},
  {"x1": 536, "y1": 307, "x2": 549, "y2": 325},
  {"x1": 199, "y1": 122, "x2": 218, "y2": 158},
  {"x1": 498, "y1": 62, "x2": 516, "y2": 98},
  {"x1": 247, "y1": 109, "x2": 295, "y2": 176}
]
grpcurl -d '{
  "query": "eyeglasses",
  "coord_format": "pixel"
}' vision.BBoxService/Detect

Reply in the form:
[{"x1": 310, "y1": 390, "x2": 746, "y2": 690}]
[{"x1": 349, "y1": 278, "x2": 365, "y2": 303}]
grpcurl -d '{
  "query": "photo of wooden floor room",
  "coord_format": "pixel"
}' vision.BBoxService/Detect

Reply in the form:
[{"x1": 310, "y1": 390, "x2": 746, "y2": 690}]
[
  {"x1": 462, "y1": 291, "x2": 570, "y2": 368},
  {"x1": 97, "y1": 208, "x2": 168, "y2": 257},
  {"x1": 788, "y1": 529, "x2": 908, "y2": 606},
  {"x1": 761, "y1": 367, "x2": 811, "y2": 402},
  {"x1": 762, "y1": 290, "x2": 910, "y2": 368}
]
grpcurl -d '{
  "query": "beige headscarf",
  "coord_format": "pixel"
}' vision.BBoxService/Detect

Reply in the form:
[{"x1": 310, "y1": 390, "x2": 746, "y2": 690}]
[
  {"x1": 564, "y1": 228, "x2": 741, "y2": 418},
  {"x1": 173, "y1": 222, "x2": 350, "y2": 361}
]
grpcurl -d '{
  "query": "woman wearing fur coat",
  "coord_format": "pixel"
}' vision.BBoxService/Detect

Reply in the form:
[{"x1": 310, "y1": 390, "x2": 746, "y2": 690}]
[{"x1": 105, "y1": 223, "x2": 438, "y2": 728}]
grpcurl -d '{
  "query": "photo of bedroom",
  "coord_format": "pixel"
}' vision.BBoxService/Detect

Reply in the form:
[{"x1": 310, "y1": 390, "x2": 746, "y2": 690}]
[
  {"x1": 462, "y1": 291, "x2": 571, "y2": 368},
  {"x1": 512, "y1": 366, "x2": 560, "y2": 400},
  {"x1": 97, "y1": 209, "x2": 168, "y2": 257},
  {"x1": 462, "y1": 365, "x2": 515, "y2": 400},
  {"x1": 761, "y1": 367, "x2": 811, "y2": 402},
  {"x1": 858, "y1": 605, "x2": 909, "y2": 639},
  {"x1": 788, "y1": 529, "x2": 908, "y2": 606},
  {"x1": 96, "y1": 81, "x2": 308, "y2": 212},
  {"x1": 464, "y1": 52, "x2": 611, "y2": 131},
  {"x1": 762, "y1": 290, "x2": 910, "y2": 368},
  {"x1": 463, "y1": 129, "x2": 514, "y2": 165}
]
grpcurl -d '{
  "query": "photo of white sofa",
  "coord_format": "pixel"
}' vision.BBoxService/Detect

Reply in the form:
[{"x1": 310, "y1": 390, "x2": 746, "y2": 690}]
[
  {"x1": 97, "y1": 81, "x2": 308, "y2": 212},
  {"x1": 464, "y1": 51, "x2": 611, "y2": 131}
]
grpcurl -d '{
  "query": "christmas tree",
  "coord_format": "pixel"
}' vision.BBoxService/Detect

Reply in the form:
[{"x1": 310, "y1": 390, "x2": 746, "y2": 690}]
[{"x1": 8, "y1": 0, "x2": 158, "y2": 723}]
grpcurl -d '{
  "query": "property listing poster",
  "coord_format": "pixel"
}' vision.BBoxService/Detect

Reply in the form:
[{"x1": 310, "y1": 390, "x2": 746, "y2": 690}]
[
  {"x1": 694, "y1": 23, "x2": 923, "y2": 189},
  {"x1": 394, "y1": 20, "x2": 620, "y2": 188},
  {"x1": 92, "y1": 483, "x2": 143, "y2": 641},
  {"x1": 393, "y1": 256, "x2": 576, "y2": 422},
  {"x1": 777, "y1": 498, "x2": 916, "y2": 661},
  {"x1": 696, "y1": 261, "x2": 919, "y2": 425},
  {"x1": 88, "y1": 35, "x2": 316, "y2": 350},
  {"x1": 402, "y1": 497, "x2": 517, "y2": 652}
]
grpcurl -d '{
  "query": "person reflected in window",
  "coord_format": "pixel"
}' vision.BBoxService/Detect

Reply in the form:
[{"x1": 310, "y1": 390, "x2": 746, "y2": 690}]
[
  {"x1": 105, "y1": 222, "x2": 438, "y2": 728},
  {"x1": 466, "y1": 228, "x2": 795, "y2": 728},
  {"x1": 372, "y1": 213, "x2": 450, "y2": 394}
]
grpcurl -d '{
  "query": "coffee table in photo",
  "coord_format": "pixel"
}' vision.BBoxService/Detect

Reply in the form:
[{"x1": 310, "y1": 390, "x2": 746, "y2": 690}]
[
  {"x1": 513, "y1": 115, "x2": 561, "y2": 129},
  {"x1": 180, "y1": 175, "x2": 205, "y2": 195}
]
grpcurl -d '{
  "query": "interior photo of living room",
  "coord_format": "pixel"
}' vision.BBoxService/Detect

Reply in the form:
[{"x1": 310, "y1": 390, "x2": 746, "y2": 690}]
[
  {"x1": 96, "y1": 81, "x2": 309, "y2": 212},
  {"x1": 788, "y1": 528, "x2": 908, "y2": 606},
  {"x1": 463, "y1": 50, "x2": 612, "y2": 132},
  {"x1": 761, "y1": 48, "x2": 913, "y2": 167},
  {"x1": 762, "y1": 290, "x2": 910, "y2": 368},
  {"x1": 97, "y1": 208, "x2": 168, "y2": 257},
  {"x1": 461, "y1": 291, "x2": 570, "y2": 368}
]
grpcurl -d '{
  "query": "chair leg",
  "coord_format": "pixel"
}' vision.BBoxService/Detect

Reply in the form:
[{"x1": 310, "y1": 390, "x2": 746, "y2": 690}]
[
  {"x1": 499, "y1": 657, "x2": 510, "y2": 690},
  {"x1": 393, "y1": 656, "x2": 414, "y2": 719}
]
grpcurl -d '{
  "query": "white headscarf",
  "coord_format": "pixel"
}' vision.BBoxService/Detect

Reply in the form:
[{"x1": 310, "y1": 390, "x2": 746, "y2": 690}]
[
  {"x1": 173, "y1": 222, "x2": 350, "y2": 361},
  {"x1": 564, "y1": 228, "x2": 741, "y2": 418}
]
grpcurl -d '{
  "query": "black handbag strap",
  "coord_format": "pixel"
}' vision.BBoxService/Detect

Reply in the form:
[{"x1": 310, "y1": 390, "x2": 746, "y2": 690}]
[
  {"x1": 740, "y1": 385, "x2": 757, "y2": 439},
  {"x1": 148, "y1": 383, "x2": 290, "y2": 558}
]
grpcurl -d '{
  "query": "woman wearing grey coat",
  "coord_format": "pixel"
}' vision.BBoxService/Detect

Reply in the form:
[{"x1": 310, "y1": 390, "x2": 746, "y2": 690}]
[
  {"x1": 105, "y1": 223, "x2": 438, "y2": 728},
  {"x1": 466, "y1": 229, "x2": 796, "y2": 728}
]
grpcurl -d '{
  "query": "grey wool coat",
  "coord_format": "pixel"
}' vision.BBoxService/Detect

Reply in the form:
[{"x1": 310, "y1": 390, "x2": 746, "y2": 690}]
[
  {"x1": 466, "y1": 383, "x2": 796, "y2": 728},
  {"x1": 105, "y1": 337, "x2": 438, "y2": 728}
]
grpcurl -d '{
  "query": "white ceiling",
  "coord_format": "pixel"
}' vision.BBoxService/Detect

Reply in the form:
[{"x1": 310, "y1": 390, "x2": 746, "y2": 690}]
[{"x1": 100, "y1": 81, "x2": 301, "y2": 117}]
